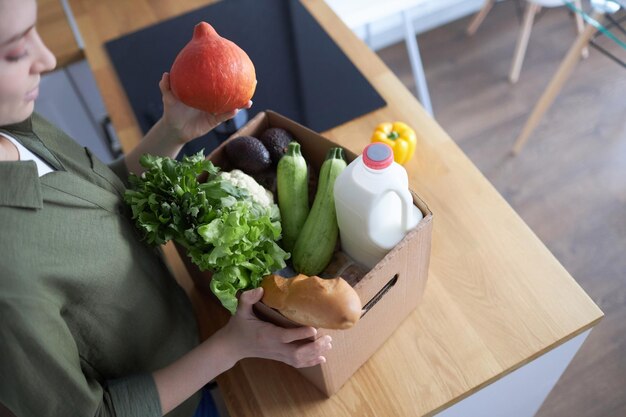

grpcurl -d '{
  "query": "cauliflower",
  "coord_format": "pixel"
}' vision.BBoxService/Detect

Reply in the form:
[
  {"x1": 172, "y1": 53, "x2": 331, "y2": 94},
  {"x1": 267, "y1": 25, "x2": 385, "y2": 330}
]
[{"x1": 219, "y1": 169, "x2": 274, "y2": 208}]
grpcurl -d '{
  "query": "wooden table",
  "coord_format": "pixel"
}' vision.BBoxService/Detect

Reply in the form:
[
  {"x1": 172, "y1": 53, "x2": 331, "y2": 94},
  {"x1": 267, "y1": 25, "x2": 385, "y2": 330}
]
[{"x1": 66, "y1": 0, "x2": 603, "y2": 415}]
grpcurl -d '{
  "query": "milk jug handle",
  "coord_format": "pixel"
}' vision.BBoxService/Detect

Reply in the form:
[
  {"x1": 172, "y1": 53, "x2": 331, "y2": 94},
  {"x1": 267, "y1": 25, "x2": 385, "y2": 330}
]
[
  {"x1": 367, "y1": 189, "x2": 415, "y2": 248},
  {"x1": 398, "y1": 189, "x2": 415, "y2": 232}
]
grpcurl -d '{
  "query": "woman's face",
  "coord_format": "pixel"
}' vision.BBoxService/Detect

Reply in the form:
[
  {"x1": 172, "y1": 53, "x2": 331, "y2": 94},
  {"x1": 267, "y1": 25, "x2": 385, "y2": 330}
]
[{"x1": 0, "y1": 0, "x2": 56, "y2": 126}]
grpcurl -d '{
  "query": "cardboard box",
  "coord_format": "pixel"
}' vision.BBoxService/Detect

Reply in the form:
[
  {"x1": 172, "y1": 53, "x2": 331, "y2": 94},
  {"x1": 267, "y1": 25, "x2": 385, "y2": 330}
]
[{"x1": 178, "y1": 110, "x2": 433, "y2": 396}]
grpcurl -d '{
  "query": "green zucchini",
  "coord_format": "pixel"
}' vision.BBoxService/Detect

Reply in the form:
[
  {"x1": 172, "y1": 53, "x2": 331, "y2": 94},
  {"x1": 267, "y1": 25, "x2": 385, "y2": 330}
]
[
  {"x1": 277, "y1": 142, "x2": 309, "y2": 252},
  {"x1": 292, "y1": 147, "x2": 347, "y2": 275}
]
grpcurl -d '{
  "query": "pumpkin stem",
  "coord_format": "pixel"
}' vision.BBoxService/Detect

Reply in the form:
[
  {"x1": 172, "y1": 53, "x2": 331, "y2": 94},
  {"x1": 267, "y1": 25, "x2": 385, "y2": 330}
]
[{"x1": 194, "y1": 22, "x2": 217, "y2": 39}]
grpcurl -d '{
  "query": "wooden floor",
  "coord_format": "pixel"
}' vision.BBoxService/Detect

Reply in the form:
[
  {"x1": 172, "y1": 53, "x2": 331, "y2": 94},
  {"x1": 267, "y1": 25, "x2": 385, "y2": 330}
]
[{"x1": 377, "y1": 3, "x2": 626, "y2": 417}]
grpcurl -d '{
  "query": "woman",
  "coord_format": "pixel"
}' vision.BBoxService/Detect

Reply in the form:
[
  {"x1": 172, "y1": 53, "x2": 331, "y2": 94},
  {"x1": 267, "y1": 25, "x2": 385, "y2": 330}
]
[{"x1": 0, "y1": 0, "x2": 331, "y2": 416}]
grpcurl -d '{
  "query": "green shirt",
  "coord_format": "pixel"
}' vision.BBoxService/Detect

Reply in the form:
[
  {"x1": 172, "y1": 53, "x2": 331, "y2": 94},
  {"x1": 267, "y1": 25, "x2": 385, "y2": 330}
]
[{"x1": 0, "y1": 114, "x2": 200, "y2": 417}]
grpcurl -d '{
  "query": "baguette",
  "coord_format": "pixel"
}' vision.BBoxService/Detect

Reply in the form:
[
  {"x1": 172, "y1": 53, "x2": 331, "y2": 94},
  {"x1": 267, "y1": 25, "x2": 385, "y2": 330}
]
[{"x1": 261, "y1": 273, "x2": 362, "y2": 330}]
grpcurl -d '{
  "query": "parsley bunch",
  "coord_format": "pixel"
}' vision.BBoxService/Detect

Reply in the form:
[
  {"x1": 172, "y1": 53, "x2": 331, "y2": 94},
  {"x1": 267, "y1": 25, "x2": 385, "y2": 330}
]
[{"x1": 124, "y1": 152, "x2": 288, "y2": 313}]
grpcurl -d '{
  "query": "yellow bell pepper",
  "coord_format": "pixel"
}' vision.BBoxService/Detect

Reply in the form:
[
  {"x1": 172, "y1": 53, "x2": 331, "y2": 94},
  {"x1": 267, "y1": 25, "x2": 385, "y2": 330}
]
[{"x1": 371, "y1": 122, "x2": 416, "y2": 165}]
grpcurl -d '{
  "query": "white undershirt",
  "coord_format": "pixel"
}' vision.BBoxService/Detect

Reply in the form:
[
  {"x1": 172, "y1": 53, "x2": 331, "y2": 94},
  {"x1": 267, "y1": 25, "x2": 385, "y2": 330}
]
[{"x1": 1, "y1": 132, "x2": 55, "y2": 177}]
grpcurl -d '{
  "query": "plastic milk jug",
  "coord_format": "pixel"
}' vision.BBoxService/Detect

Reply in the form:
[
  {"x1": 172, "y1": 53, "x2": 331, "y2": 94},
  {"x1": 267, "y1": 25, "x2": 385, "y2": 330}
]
[{"x1": 334, "y1": 143, "x2": 423, "y2": 269}]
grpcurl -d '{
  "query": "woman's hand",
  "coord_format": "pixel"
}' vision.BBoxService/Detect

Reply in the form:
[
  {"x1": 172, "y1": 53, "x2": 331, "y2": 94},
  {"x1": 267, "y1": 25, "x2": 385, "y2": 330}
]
[
  {"x1": 219, "y1": 288, "x2": 332, "y2": 368},
  {"x1": 159, "y1": 72, "x2": 252, "y2": 143},
  {"x1": 124, "y1": 73, "x2": 252, "y2": 175},
  {"x1": 153, "y1": 288, "x2": 330, "y2": 414}
]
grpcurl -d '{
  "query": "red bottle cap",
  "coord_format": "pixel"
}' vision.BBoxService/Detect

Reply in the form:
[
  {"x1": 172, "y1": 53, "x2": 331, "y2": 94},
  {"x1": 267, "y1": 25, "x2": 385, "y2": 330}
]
[{"x1": 363, "y1": 143, "x2": 394, "y2": 170}]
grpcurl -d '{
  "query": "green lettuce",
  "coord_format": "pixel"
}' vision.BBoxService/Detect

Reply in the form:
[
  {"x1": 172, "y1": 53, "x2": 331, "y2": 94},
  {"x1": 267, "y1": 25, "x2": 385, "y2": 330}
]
[{"x1": 124, "y1": 151, "x2": 288, "y2": 313}]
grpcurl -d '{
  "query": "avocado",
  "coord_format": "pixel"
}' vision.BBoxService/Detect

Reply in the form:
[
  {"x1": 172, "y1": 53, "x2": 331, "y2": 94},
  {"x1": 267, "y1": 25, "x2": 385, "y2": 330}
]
[
  {"x1": 259, "y1": 127, "x2": 294, "y2": 164},
  {"x1": 252, "y1": 167, "x2": 277, "y2": 196},
  {"x1": 224, "y1": 136, "x2": 271, "y2": 174}
]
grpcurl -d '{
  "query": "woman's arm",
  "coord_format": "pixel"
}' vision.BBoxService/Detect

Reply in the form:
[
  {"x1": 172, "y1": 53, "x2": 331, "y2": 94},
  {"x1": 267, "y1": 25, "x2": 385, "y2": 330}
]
[
  {"x1": 125, "y1": 75, "x2": 319, "y2": 415},
  {"x1": 123, "y1": 73, "x2": 250, "y2": 175},
  {"x1": 153, "y1": 288, "x2": 332, "y2": 415}
]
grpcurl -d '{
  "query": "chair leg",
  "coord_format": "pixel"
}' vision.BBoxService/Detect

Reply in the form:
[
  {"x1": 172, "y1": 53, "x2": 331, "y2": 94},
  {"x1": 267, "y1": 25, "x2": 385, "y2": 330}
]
[
  {"x1": 467, "y1": 0, "x2": 496, "y2": 36},
  {"x1": 572, "y1": 0, "x2": 589, "y2": 58},
  {"x1": 509, "y1": 2, "x2": 540, "y2": 84},
  {"x1": 402, "y1": 10, "x2": 433, "y2": 116},
  {"x1": 511, "y1": 12, "x2": 603, "y2": 155}
]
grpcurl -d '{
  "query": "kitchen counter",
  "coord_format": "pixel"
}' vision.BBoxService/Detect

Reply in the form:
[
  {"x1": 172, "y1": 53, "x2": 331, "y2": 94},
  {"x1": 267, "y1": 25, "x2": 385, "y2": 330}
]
[{"x1": 66, "y1": 0, "x2": 603, "y2": 415}]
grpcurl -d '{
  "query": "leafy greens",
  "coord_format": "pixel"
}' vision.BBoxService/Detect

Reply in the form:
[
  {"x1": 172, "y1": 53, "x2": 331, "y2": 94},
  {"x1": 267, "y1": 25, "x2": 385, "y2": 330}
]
[{"x1": 124, "y1": 152, "x2": 288, "y2": 314}]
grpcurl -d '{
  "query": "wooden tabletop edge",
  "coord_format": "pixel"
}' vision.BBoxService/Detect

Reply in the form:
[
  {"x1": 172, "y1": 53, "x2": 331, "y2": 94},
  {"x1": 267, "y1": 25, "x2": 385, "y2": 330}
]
[{"x1": 426, "y1": 314, "x2": 604, "y2": 416}]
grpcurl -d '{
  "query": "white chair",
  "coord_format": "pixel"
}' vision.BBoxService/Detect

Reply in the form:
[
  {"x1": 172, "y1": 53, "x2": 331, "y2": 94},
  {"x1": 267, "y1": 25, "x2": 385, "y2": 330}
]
[
  {"x1": 325, "y1": 0, "x2": 438, "y2": 116},
  {"x1": 512, "y1": 0, "x2": 623, "y2": 153},
  {"x1": 467, "y1": 0, "x2": 586, "y2": 83}
]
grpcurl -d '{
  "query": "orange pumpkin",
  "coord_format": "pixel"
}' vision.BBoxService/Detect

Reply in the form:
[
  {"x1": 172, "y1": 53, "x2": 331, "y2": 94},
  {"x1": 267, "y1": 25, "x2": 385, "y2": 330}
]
[{"x1": 170, "y1": 22, "x2": 257, "y2": 114}]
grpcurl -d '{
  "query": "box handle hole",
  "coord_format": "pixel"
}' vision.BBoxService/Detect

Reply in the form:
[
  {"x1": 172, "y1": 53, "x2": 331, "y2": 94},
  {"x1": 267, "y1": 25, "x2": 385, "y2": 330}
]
[{"x1": 361, "y1": 274, "x2": 398, "y2": 318}]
